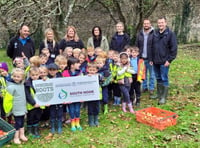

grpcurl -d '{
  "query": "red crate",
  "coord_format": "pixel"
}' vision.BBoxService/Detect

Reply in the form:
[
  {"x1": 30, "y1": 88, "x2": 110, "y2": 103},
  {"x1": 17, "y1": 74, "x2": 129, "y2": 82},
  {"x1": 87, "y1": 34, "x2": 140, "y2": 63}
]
[{"x1": 135, "y1": 107, "x2": 178, "y2": 130}]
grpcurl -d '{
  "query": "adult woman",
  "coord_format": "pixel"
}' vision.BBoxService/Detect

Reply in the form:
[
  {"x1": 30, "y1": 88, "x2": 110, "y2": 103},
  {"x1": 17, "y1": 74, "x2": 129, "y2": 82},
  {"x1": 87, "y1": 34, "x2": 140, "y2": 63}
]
[
  {"x1": 39, "y1": 28, "x2": 59, "y2": 62},
  {"x1": 59, "y1": 26, "x2": 84, "y2": 54},
  {"x1": 110, "y1": 22, "x2": 130, "y2": 52},
  {"x1": 87, "y1": 26, "x2": 109, "y2": 51}
]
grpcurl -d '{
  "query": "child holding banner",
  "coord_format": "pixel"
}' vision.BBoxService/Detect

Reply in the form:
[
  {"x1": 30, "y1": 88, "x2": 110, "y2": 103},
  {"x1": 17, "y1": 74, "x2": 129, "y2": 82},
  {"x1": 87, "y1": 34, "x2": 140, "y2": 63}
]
[
  {"x1": 25, "y1": 67, "x2": 42, "y2": 138},
  {"x1": 47, "y1": 63, "x2": 63, "y2": 134},
  {"x1": 87, "y1": 63, "x2": 101, "y2": 126},
  {"x1": 62, "y1": 57, "x2": 83, "y2": 132}
]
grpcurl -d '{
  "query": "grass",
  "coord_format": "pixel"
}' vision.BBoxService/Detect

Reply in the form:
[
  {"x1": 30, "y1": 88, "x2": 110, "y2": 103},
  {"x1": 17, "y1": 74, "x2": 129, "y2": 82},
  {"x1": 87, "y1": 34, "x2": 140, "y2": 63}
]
[{"x1": 1, "y1": 46, "x2": 200, "y2": 148}]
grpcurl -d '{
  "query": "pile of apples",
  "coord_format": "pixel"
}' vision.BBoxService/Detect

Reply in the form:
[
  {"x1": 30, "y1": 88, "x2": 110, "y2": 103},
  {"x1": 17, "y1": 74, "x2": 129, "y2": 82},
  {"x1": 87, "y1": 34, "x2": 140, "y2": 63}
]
[{"x1": 0, "y1": 130, "x2": 7, "y2": 138}]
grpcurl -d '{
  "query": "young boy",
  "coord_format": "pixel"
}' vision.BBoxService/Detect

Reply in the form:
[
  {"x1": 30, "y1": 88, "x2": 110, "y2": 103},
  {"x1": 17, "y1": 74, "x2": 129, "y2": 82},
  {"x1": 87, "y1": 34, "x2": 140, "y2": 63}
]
[
  {"x1": 87, "y1": 63, "x2": 101, "y2": 126},
  {"x1": 86, "y1": 47, "x2": 97, "y2": 63},
  {"x1": 25, "y1": 67, "x2": 41, "y2": 138},
  {"x1": 96, "y1": 57, "x2": 111, "y2": 114},
  {"x1": 130, "y1": 46, "x2": 145, "y2": 107}
]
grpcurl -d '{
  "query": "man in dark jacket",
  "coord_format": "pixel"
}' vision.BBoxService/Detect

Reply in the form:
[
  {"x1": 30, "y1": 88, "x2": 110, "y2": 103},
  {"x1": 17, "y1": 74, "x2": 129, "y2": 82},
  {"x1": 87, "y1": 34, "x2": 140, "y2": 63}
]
[
  {"x1": 149, "y1": 17, "x2": 177, "y2": 104},
  {"x1": 110, "y1": 22, "x2": 130, "y2": 52},
  {"x1": 7, "y1": 25, "x2": 35, "y2": 60},
  {"x1": 135, "y1": 19, "x2": 155, "y2": 95}
]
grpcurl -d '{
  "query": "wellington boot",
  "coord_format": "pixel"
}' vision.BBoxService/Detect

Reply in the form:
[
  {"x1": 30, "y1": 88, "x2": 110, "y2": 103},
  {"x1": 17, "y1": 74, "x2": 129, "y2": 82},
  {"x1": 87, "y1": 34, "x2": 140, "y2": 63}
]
[
  {"x1": 88, "y1": 115, "x2": 95, "y2": 127},
  {"x1": 33, "y1": 124, "x2": 40, "y2": 138},
  {"x1": 158, "y1": 86, "x2": 168, "y2": 105},
  {"x1": 94, "y1": 115, "x2": 99, "y2": 126},
  {"x1": 71, "y1": 119, "x2": 76, "y2": 132},
  {"x1": 57, "y1": 120, "x2": 62, "y2": 134},
  {"x1": 128, "y1": 103, "x2": 135, "y2": 114},
  {"x1": 50, "y1": 120, "x2": 55, "y2": 134},
  {"x1": 150, "y1": 83, "x2": 163, "y2": 99},
  {"x1": 122, "y1": 102, "x2": 127, "y2": 112},
  {"x1": 75, "y1": 118, "x2": 82, "y2": 131},
  {"x1": 103, "y1": 104, "x2": 108, "y2": 114}
]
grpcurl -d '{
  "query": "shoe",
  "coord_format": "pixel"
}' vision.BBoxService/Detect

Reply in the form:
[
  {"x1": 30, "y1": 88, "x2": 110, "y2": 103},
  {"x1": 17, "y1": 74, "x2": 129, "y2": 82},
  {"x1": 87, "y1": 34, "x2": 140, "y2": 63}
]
[
  {"x1": 50, "y1": 120, "x2": 55, "y2": 134},
  {"x1": 94, "y1": 115, "x2": 99, "y2": 126},
  {"x1": 158, "y1": 86, "x2": 168, "y2": 105},
  {"x1": 122, "y1": 102, "x2": 127, "y2": 112},
  {"x1": 33, "y1": 124, "x2": 40, "y2": 138},
  {"x1": 103, "y1": 104, "x2": 108, "y2": 114}
]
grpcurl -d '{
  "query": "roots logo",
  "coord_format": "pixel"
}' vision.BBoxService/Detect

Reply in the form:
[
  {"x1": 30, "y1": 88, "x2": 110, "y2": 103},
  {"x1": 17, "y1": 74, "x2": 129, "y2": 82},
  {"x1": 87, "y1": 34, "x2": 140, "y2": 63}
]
[{"x1": 58, "y1": 89, "x2": 68, "y2": 99}]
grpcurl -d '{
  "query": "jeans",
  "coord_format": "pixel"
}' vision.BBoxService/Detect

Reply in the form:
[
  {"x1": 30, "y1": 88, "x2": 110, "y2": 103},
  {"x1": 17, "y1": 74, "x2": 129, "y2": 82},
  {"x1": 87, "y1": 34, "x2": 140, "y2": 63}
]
[
  {"x1": 50, "y1": 104, "x2": 63, "y2": 122},
  {"x1": 119, "y1": 85, "x2": 131, "y2": 103},
  {"x1": 142, "y1": 60, "x2": 155, "y2": 90},
  {"x1": 102, "y1": 86, "x2": 109, "y2": 104},
  {"x1": 68, "y1": 102, "x2": 81, "y2": 119},
  {"x1": 153, "y1": 64, "x2": 169, "y2": 86}
]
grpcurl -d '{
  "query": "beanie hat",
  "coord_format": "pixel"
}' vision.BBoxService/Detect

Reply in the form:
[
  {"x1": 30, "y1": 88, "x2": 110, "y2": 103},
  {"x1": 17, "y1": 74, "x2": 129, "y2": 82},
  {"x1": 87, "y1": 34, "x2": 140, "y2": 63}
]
[
  {"x1": 0, "y1": 62, "x2": 8, "y2": 72},
  {"x1": 47, "y1": 63, "x2": 59, "y2": 70}
]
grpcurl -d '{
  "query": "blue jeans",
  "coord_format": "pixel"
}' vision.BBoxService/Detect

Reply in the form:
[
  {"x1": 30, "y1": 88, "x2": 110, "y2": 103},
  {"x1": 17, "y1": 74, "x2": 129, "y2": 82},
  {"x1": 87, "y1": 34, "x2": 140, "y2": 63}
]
[
  {"x1": 119, "y1": 85, "x2": 131, "y2": 103},
  {"x1": 102, "y1": 86, "x2": 109, "y2": 104},
  {"x1": 68, "y1": 102, "x2": 81, "y2": 119},
  {"x1": 153, "y1": 64, "x2": 169, "y2": 86},
  {"x1": 142, "y1": 60, "x2": 155, "y2": 90}
]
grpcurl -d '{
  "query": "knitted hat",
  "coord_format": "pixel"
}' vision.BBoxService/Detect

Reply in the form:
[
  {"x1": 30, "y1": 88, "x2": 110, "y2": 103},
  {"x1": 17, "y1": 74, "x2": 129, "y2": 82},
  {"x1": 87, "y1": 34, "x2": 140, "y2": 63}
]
[{"x1": 0, "y1": 62, "x2": 8, "y2": 72}]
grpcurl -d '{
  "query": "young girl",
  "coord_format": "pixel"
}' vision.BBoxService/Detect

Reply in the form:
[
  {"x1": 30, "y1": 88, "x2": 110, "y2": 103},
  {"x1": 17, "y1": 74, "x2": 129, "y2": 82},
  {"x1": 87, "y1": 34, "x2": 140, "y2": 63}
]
[
  {"x1": 25, "y1": 67, "x2": 41, "y2": 138},
  {"x1": 62, "y1": 57, "x2": 83, "y2": 131},
  {"x1": 63, "y1": 47, "x2": 73, "y2": 58},
  {"x1": 117, "y1": 52, "x2": 136, "y2": 113},
  {"x1": 73, "y1": 48, "x2": 81, "y2": 59},
  {"x1": 7, "y1": 68, "x2": 28, "y2": 144}
]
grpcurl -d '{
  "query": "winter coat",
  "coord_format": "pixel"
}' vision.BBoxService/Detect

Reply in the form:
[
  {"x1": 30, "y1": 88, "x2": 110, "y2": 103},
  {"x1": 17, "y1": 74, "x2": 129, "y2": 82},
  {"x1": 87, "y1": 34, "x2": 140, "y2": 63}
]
[{"x1": 87, "y1": 36, "x2": 109, "y2": 51}]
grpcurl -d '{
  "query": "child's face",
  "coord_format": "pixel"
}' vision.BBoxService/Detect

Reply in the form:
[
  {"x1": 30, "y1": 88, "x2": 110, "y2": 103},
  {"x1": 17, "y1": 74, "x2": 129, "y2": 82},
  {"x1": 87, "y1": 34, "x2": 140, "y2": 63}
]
[
  {"x1": 79, "y1": 54, "x2": 86, "y2": 64},
  {"x1": 96, "y1": 60, "x2": 104, "y2": 69},
  {"x1": 30, "y1": 71, "x2": 40, "y2": 80},
  {"x1": 108, "y1": 51, "x2": 114, "y2": 59},
  {"x1": 12, "y1": 72, "x2": 24, "y2": 83},
  {"x1": 95, "y1": 49, "x2": 102, "y2": 56},
  {"x1": 39, "y1": 69, "x2": 48, "y2": 78},
  {"x1": 48, "y1": 69, "x2": 58, "y2": 77},
  {"x1": 15, "y1": 61, "x2": 24, "y2": 68},
  {"x1": 120, "y1": 55, "x2": 128, "y2": 65},
  {"x1": 42, "y1": 50, "x2": 50, "y2": 57},
  {"x1": 87, "y1": 50, "x2": 95, "y2": 57},
  {"x1": 64, "y1": 49, "x2": 73, "y2": 57},
  {"x1": 40, "y1": 56, "x2": 48, "y2": 65},
  {"x1": 87, "y1": 67, "x2": 98, "y2": 75},
  {"x1": 59, "y1": 62, "x2": 67, "y2": 71},
  {"x1": 132, "y1": 50, "x2": 139, "y2": 58},
  {"x1": 73, "y1": 52, "x2": 80, "y2": 59},
  {"x1": 0, "y1": 69, "x2": 8, "y2": 77},
  {"x1": 74, "y1": 63, "x2": 80, "y2": 70},
  {"x1": 113, "y1": 54, "x2": 119, "y2": 62},
  {"x1": 126, "y1": 49, "x2": 131, "y2": 56}
]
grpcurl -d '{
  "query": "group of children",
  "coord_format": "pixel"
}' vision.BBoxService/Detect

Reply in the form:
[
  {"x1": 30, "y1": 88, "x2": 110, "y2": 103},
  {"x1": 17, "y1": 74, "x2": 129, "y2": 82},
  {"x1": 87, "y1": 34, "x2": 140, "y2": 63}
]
[{"x1": 0, "y1": 45, "x2": 145, "y2": 145}]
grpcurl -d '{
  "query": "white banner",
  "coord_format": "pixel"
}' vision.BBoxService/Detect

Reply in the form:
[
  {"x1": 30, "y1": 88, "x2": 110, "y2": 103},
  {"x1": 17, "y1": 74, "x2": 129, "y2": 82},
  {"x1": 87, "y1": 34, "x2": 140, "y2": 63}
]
[{"x1": 32, "y1": 75, "x2": 100, "y2": 106}]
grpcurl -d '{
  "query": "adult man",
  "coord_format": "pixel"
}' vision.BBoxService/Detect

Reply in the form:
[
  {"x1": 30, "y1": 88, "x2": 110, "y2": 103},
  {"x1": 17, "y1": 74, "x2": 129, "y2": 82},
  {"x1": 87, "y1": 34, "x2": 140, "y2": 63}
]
[
  {"x1": 7, "y1": 25, "x2": 35, "y2": 60},
  {"x1": 110, "y1": 22, "x2": 130, "y2": 52},
  {"x1": 149, "y1": 17, "x2": 177, "y2": 104},
  {"x1": 135, "y1": 19, "x2": 155, "y2": 95}
]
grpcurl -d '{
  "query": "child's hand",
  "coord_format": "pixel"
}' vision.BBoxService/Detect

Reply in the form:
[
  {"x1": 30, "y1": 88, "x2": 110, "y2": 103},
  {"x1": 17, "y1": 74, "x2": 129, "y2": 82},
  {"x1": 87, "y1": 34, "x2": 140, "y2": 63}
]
[
  {"x1": 34, "y1": 104, "x2": 40, "y2": 108},
  {"x1": 80, "y1": 100, "x2": 84, "y2": 103},
  {"x1": 43, "y1": 77, "x2": 47, "y2": 81},
  {"x1": 66, "y1": 102, "x2": 72, "y2": 104},
  {"x1": 46, "y1": 104, "x2": 50, "y2": 107}
]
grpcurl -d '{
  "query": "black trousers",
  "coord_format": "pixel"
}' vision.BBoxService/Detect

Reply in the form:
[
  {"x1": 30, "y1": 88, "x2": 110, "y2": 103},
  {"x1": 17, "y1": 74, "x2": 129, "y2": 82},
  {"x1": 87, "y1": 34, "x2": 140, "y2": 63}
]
[
  {"x1": 87, "y1": 100, "x2": 100, "y2": 116},
  {"x1": 27, "y1": 108, "x2": 42, "y2": 125}
]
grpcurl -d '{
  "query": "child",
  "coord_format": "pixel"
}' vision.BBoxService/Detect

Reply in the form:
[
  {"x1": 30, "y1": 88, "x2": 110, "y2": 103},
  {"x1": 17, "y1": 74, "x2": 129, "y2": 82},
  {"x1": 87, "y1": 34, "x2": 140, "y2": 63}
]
[
  {"x1": 29, "y1": 56, "x2": 41, "y2": 67},
  {"x1": 7, "y1": 68, "x2": 28, "y2": 144},
  {"x1": 25, "y1": 67, "x2": 41, "y2": 138},
  {"x1": 63, "y1": 47, "x2": 73, "y2": 58},
  {"x1": 54, "y1": 55, "x2": 68, "y2": 73},
  {"x1": 123, "y1": 45, "x2": 132, "y2": 57},
  {"x1": 47, "y1": 63, "x2": 63, "y2": 134},
  {"x1": 62, "y1": 57, "x2": 83, "y2": 131},
  {"x1": 96, "y1": 57, "x2": 111, "y2": 114},
  {"x1": 39, "y1": 53, "x2": 48, "y2": 66},
  {"x1": 73, "y1": 48, "x2": 81, "y2": 59},
  {"x1": 41, "y1": 48, "x2": 53, "y2": 64},
  {"x1": 129, "y1": 46, "x2": 145, "y2": 107},
  {"x1": 117, "y1": 52, "x2": 136, "y2": 113},
  {"x1": 95, "y1": 47, "x2": 103, "y2": 56},
  {"x1": 38, "y1": 66, "x2": 50, "y2": 128},
  {"x1": 0, "y1": 62, "x2": 13, "y2": 124},
  {"x1": 87, "y1": 63, "x2": 101, "y2": 126},
  {"x1": 13, "y1": 52, "x2": 30, "y2": 71},
  {"x1": 109, "y1": 51, "x2": 121, "y2": 105},
  {"x1": 79, "y1": 52, "x2": 88, "y2": 75},
  {"x1": 86, "y1": 47, "x2": 97, "y2": 63}
]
